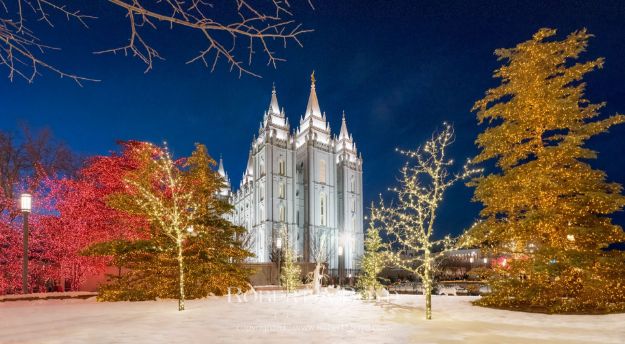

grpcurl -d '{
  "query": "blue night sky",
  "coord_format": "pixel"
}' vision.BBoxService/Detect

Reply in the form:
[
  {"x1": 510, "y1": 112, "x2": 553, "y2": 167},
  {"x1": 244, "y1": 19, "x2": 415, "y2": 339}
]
[{"x1": 1, "y1": 1, "x2": 625, "y2": 237}]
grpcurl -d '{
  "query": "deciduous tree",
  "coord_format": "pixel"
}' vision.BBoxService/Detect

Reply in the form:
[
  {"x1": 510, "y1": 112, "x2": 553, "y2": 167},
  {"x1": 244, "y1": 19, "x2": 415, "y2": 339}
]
[{"x1": 375, "y1": 123, "x2": 479, "y2": 319}]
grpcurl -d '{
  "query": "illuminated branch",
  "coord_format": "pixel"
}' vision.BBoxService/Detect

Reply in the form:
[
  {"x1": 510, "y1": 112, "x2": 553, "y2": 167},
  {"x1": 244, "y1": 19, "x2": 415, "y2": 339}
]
[
  {"x1": 373, "y1": 123, "x2": 482, "y2": 319},
  {"x1": 123, "y1": 142, "x2": 198, "y2": 311}
]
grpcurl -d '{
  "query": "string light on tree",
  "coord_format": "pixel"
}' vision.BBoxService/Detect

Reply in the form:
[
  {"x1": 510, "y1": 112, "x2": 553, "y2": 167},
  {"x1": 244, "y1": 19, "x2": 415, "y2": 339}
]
[
  {"x1": 83, "y1": 141, "x2": 252, "y2": 310},
  {"x1": 373, "y1": 123, "x2": 481, "y2": 320},
  {"x1": 356, "y1": 209, "x2": 385, "y2": 300},
  {"x1": 465, "y1": 28, "x2": 625, "y2": 313}
]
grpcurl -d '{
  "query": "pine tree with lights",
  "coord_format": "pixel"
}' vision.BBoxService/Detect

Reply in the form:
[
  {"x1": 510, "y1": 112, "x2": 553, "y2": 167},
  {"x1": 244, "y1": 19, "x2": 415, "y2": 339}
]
[
  {"x1": 280, "y1": 241, "x2": 301, "y2": 293},
  {"x1": 375, "y1": 123, "x2": 480, "y2": 319},
  {"x1": 85, "y1": 142, "x2": 251, "y2": 310},
  {"x1": 466, "y1": 28, "x2": 625, "y2": 313},
  {"x1": 356, "y1": 215, "x2": 385, "y2": 300}
]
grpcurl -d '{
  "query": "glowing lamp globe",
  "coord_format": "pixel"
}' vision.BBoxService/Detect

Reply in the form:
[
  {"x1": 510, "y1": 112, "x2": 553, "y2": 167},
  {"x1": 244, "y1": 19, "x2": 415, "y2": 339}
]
[{"x1": 20, "y1": 193, "x2": 32, "y2": 213}]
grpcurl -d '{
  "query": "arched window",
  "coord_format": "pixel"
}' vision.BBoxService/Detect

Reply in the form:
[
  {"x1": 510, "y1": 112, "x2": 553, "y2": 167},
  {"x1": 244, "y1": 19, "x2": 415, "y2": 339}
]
[
  {"x1": 351, "y1": 197, "x2": 356, "y2": 212},
  {"x1": 260, "y1": 158, "x2": 265, "y2": 176},
  {"x1": 279, "y1": 160, "x2": 286, "y2": 176},
  {"x1": 320, "y1": 193, "x2": 327, "y2": 226},
  {"x1": 350, "y1": 175, "x2": 355, "y2": 192},
  {"x1": 319, "y1": 160, "x2": 326, "y2": 183},
  {"x1": 279, "y1": 182, "x2": 285, "y2": 199},
  {"x1": 259, "y1": 184, "x2": 264, "y2": 201},
  {"x1": 279, "y1": 205, "x2": 286, "y2": 222}
]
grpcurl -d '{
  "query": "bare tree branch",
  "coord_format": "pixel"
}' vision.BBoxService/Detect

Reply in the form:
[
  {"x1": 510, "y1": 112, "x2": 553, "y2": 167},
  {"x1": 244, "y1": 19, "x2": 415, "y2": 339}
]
[
  {"x1": 0, "y1": 0, "x2": 312, "y2": 83},
  {"x1": 0, "y1": 0, "x2": 98, "y2": 84},
  {"x1": 100, "y1": 0, "x2": 313, "y2": 77},
  {"x1": 0, "y1": 125, "x2": 81, "y2": 215}
]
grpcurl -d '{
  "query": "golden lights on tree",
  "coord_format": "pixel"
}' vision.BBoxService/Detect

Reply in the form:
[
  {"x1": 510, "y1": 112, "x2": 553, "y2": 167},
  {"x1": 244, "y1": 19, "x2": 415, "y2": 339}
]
[
  {"x1": 465, "y1": 28, "x2": 625, "y2": 313},
  {"x1": 90, "y1": 142, "x2": 251, "y2": 311},
  {"x1": 373, "y1": 123, "x2": 481, "y2": 319},
  {"x1": 122, "y1": 143, "x2": 199, "y2": 311},
  {"x1": 355, "y1": 212, "x2": 385, "y2": 300},
  {"x1": 278, "y1": 226, "x2": 300, "y2": 293}
]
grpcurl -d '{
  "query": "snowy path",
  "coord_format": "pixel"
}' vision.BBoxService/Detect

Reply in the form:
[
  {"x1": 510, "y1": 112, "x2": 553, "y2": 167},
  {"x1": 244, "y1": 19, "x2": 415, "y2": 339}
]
[{"x1": 1, "y1": 293, "x2": 623, "y2": 343}]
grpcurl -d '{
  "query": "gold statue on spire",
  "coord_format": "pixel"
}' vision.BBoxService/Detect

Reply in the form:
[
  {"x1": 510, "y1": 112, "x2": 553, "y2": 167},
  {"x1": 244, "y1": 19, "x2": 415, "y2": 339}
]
[{"x1": 311, "y1": 70, "x2": 316, "y2": 86}]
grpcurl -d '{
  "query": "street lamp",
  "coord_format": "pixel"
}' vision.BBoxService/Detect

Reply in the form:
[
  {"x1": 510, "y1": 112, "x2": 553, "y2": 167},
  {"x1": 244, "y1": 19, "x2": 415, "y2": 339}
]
[
  {"x1": 276, "y1": 237, "x2": 282, "y2": 286},
  {"x1": 20, "y1": 193, "x2": 32, "y2": 294}
]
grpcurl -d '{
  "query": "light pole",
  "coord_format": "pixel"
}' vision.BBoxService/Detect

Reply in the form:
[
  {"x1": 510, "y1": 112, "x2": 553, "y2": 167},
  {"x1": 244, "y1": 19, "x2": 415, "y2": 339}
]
[
  {"x1": 276, "y1": 237, "x2": 282, "y2": 285},
  {"x1": 20, "y1": 193, "x2": 32, "y2": 294}
]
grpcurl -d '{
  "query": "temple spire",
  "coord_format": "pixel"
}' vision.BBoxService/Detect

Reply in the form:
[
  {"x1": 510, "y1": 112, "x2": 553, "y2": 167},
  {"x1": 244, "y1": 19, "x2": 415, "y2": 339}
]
[
  {"x1": 269, "y1": 82, "x2": 280, "y2": 115},
  {"x1": 305, "y1": 71, "x2": 321, "y2": 118},
  {"x1": 218, "y1": 154, "x2": 226, "y2": 177},
  {"x1": 339, "y1": 110, "x2": 350, "y2": 140}
]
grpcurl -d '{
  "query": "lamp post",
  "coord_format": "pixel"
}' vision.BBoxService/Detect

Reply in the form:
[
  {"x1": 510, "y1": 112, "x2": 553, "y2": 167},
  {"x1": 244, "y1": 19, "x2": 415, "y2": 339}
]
[
  {"x1": 20, "y1": 193, "x2": 32, "y2": 294},
  {"x1": 276, "y1": 237, "x2": 282, "y2": 285}
]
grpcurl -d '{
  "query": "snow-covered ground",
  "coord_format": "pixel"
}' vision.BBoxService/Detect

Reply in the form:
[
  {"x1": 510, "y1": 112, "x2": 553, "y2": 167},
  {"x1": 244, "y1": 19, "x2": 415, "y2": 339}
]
[{"x1": 1, "y1": 291, "x2": 623, "y2": 343}]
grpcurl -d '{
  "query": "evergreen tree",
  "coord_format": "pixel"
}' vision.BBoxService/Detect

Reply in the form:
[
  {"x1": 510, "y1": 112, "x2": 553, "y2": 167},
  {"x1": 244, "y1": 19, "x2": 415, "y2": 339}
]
[
  {"x1": 356, "y1": 215, "x2": 385, "y2": 300},
  {"x1": 466, "y1": 28, "x2": 625, "y2": 313},
  {"x1": 84, "y1": 142, "x2": 252, "y2": 309},
  {"x1": 280, "y1": 245, "x2": 301, "y2": 293}
]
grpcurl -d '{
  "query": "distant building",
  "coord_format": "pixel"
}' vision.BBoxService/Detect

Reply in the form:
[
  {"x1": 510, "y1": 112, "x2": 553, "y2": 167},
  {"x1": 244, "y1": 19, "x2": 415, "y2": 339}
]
[
  {"x1": 381, "y1": 248, "x2": 496, "y2": 281},
  {"x1": 444, "y1": 249, "x2": 489, "y2": 265},
  {"x1": 218, "y1": 75, "x2": 364, "y2": 270},
  {"x1": 440, "y1": 249, "x2": 493, "y2": 279}
]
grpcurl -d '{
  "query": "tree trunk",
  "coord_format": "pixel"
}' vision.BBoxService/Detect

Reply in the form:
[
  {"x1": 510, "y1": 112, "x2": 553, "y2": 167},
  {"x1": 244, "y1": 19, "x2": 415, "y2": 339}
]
[
  {"x1": 425, "y1": 281, "x2": 432, "y2": 320},
  {"x1": 177, "y1": 237, "x2": 186, "y2": 311},
  {"x1": 312, "y1": 262, "x2": 322, "y2": 294},
  {"x1": 424, "y1": 251, "x2": 432, "y2": 320}
]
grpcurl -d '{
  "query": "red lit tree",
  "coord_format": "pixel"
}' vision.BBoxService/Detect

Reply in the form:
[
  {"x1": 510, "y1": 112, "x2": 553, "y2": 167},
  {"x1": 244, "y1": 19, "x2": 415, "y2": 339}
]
[
  {"x1": 0, "y1": 141, "x2": 148, "y2": 294},
  {"x1": 37, "y1": 142, "x2": 151, "y2": 291}
]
